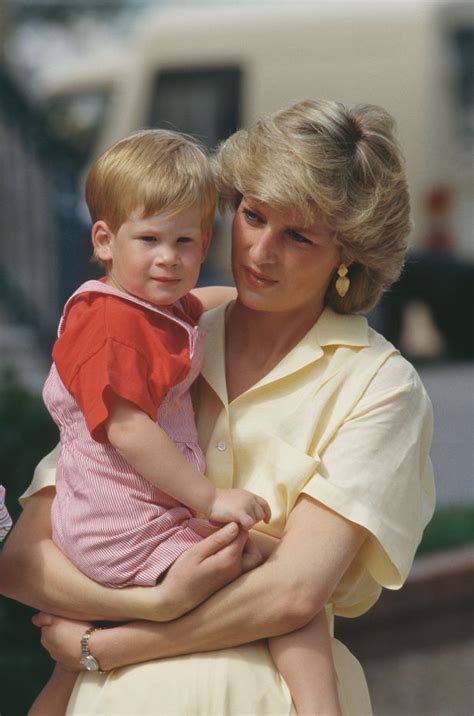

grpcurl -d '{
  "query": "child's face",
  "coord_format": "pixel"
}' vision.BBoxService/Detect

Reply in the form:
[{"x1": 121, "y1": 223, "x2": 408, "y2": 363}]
[{"x1": 93, "y1": 205, "x2": 210, "y2": 306}]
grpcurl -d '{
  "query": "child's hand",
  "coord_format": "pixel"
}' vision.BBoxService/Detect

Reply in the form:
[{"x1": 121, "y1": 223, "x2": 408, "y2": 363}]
[{"x1": 207, "y1": 488, "x2": 271, "y2": 529}]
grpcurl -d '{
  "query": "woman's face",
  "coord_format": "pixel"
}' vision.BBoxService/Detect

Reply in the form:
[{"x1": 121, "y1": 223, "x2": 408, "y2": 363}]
[{"x1": 232, "y1": 198, "x2": 341, "y2": 318}]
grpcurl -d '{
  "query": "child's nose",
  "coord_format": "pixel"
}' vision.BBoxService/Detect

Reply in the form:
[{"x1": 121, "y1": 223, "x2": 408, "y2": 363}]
[{"x1": 156, "y1": 245, "x2": 179, "y2": 266}]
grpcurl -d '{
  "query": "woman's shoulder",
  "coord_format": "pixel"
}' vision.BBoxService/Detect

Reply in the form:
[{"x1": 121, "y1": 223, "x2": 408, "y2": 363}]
[
  {"x1": 321, "y1": 309, "x2": 420, "y2": 385},
  {"x1": 349, "y1": 329, "x2": 432, "y2": 426},
  {"x1": 325, "y1": 313, "x2": 429, "y2": 407},
  {"x1": 365, "y1": 326, "x2": 425, "y2": 390}
]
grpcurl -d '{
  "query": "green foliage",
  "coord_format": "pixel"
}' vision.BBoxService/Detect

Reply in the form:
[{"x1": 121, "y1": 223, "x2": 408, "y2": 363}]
[
  {"x1": 0, "y1": 367, "x2": 58, "y2": 524},
  {"x1": 0, "y1": 368, "x2": 58, "y2": 715},
  {"x1": 0, "y1": 597, "x2": 53, "y2": 716},
  {"x1": 417, "y1": 504, "x2": 474, "y2": 556}
]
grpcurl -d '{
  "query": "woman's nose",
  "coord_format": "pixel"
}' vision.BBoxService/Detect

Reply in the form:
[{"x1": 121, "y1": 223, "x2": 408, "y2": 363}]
[{"x1": 249, "y1": 228, "x2": 277, "y2": 263}]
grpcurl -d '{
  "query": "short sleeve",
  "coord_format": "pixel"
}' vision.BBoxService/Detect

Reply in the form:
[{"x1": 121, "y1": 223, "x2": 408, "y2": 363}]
[
  {"x1": 302, "y1": 354, "x2": 435, "y2": 589},
  {"x1": 53, "y1": 294, "x2": 191, "y2": 442},
  {"x1": 19, "y1": 444, "x2": 60, "y2": 508},
  {"x1": 68, "y1": 339, "x2": 167, "y2": 442}
]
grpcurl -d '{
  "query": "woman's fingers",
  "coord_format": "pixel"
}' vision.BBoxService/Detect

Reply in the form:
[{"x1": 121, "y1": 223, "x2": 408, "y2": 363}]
[
  {"x1": 159, "y1": 524, "x2": 248, "y2": 616},
  {"x1": 241, "y1": 537, "x2": 265, "y2": 573},
  {"x1": 31, "y1": 615, "x2": 92, "y2": 670},
  {"x1": 32, "y1": 612, "x2": 54, "y2": 627},
  {"x1": 239, "y1": 513, "x2": 256, "y2": 530},
  {"x1": 194, "y1": 522, "x2": 240, "y2": 560}
]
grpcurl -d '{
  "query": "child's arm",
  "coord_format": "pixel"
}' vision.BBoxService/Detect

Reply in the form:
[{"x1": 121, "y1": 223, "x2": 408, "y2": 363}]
[
  {"x1": 268, "y1": 610, "x2": 342, "y2": 716},
  {"x1": 28, "y1": 664, "x2": 77, "y2": 716},
  {"x1": 106, "y1": 396, "x2": 271, "y2": 529},
  {"x1": 191, "y1": 285, "x2": 237, "y2": 311}
]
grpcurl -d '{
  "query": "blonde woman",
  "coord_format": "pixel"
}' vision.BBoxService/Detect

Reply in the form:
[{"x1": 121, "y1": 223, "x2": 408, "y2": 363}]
[{"x1": 1, "y1": 99, "x2": 434, "y2": 715}]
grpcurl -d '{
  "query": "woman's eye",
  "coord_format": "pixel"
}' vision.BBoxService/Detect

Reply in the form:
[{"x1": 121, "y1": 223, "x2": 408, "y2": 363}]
[
  {"x1": 243, "y1": 208, "x2": 261, "y2": 223},
  {"x1": 288, "y1": 230, "x2": 312, "y2": 245}
]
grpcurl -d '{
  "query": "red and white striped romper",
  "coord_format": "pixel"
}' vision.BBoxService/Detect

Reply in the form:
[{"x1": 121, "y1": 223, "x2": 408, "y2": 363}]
[{"x1": 43, "y1": 280, "x2": 207, "y2": 587}]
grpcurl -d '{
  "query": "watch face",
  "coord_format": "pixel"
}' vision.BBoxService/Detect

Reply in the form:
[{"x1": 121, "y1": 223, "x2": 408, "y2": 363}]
[{"x1": 80, "y1": 654, "x2": 99, "y2": 671}]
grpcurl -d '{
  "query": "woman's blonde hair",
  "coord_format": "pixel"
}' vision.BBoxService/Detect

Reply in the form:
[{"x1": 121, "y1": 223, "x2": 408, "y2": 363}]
[
  {"x1": 86, "y1": 129, "x2": 217, "y2": 235},
  {"x1": 216, "y1": 99, "x2": 411, "y2": 313}
]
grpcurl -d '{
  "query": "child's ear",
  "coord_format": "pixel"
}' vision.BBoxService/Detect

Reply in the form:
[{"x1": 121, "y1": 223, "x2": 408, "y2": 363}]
[
  {"x1": 201, "y1": 226, "x2": 212, "y2": 262},
  {"x1": 91, "y1": 221, "x2": 114, "y2": 263}
]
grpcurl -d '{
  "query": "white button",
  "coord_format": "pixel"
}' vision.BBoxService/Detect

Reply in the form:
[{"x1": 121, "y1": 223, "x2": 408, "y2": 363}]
[{"x1": 216, "y1": 441, "x2": 226, "y2": 451}]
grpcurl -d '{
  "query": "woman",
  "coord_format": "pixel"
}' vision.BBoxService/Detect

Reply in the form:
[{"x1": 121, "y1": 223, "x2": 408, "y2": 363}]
[{"x1": 0, "y1": 99, "x2": 434, "y2": 714}]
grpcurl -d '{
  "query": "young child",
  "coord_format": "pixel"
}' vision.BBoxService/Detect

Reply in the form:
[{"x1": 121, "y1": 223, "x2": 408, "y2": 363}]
[{"x1": 32, "y1": 130, "x2": 341, "y2": 716}]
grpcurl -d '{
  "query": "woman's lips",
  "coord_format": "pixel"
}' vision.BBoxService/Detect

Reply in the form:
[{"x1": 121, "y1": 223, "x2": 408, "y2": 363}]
[{"x1": 243, "y1": 266, "x2": 278, "y2": 288}]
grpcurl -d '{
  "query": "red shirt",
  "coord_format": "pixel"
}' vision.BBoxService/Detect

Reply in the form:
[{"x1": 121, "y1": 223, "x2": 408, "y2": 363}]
[{"x1": 52, "y1": 289, "x2": 203, "y2": 442}]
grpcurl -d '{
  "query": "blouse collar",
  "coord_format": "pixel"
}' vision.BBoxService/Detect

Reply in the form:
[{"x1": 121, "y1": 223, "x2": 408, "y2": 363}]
[{"x1": 199, "y1": 303, "x2": 370, "y2": 405}]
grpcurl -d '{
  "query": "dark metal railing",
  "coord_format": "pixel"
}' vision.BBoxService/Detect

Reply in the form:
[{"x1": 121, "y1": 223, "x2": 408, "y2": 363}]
[{"x1": 0, "y1": 64, "x2": 93, "y2": 353}]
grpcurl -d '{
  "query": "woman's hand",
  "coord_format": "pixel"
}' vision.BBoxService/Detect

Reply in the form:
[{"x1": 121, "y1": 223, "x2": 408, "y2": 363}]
[
  {"x1": 137, "y1": 522, "x2": 261, "y2": 621},
  {"x1": 30, "y1": 524, "x2": 266, "y2": 673},
  {"x1": 32, "y1": 613, "x2": 91, "y2": 672},
  {"x1": 0, "y1": 489, "x2": 259, "y2": 624}
]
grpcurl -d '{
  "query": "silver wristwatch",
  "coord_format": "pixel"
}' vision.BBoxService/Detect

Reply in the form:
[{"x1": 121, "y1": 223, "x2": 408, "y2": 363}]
[{"x1": 80, "y1": 626, "x2": 103, "y2": 672}]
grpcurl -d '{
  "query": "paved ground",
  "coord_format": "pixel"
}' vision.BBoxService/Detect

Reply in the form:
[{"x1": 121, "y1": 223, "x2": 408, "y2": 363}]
[
  {"x1": 417, "y1": 361, "x2": 474, "y2": 506},
  {"x1": 364, "y1": 638, "x2": 474, "y2": 716},
  {"x1": 1, "y1": 302, "x2": 473, "y2": 507}
]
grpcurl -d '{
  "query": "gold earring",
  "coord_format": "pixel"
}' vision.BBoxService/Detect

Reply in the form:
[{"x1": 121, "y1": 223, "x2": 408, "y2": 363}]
[{"x1": 336, "y1": 264, "x2": 350, "y2": 297}]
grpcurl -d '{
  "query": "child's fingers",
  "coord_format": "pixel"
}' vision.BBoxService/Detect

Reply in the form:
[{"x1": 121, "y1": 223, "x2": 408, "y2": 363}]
[
  {"x1": 256, "y1": 496, "x2": 272, "y2": 523},
  {"x1": 240, "y1": 497, "x2": 271, "y2": 528}
]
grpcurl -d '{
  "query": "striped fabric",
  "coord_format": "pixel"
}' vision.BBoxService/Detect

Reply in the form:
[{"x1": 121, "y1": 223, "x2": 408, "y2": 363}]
[
  {"x1": 0, "y1": 486, "x2": 12, "y2": 542},
  {"x1": 44, "y1": 282, "x2": 207, "y2": 587}
]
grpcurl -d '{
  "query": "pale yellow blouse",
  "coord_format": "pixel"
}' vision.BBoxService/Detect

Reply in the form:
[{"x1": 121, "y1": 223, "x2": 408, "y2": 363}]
[{"x1": 24, "y1": 305, "x2": 435, "y2": 715}]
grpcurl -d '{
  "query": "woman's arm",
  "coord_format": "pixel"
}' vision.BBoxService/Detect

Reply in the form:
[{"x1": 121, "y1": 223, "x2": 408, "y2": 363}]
[
  {"x1": 0, "y1": 488, "x2": 253, "y2": 621},
  {"x1": 0, "y1": 488, "x2": 134, "y2": 620},
  {"x1": 37, "y1": 495, "x2": 367, "y2": 670}
]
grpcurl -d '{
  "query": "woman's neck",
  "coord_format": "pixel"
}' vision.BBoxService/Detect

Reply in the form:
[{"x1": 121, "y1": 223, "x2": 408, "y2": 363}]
[{"x1": 224, "y1": 299, "x2": 324, "y2": 402}]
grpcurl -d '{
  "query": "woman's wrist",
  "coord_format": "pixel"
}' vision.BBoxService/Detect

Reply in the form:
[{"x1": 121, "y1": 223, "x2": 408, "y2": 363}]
[
  {"x1": 93, "y1": 621, "x2": 164, "y2": 671},
  {"x1": 122, "y1": 583, "x2": 182, "y2": 623}
]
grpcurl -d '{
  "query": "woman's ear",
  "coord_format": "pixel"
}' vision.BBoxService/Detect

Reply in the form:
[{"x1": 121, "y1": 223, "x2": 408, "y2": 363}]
[{"x1": 91, "y1": 221, "x2": 114, "y2": 263}]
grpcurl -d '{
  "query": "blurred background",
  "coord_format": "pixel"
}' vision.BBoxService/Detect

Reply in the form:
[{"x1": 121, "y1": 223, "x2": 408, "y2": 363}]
[{"x1": 0, "y1": 0, "x2": 473, "y2": 714}]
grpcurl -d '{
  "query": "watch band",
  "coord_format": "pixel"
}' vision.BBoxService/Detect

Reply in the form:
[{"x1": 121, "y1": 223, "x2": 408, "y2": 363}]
[{"x1": 80, "y1": 626, "x2": 105, "y2": 672}]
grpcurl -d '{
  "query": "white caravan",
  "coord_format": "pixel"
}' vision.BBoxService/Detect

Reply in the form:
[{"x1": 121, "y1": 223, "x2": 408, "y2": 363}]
[{"x1": 38, "y1": 1, "x2": 473, "y2": 271}]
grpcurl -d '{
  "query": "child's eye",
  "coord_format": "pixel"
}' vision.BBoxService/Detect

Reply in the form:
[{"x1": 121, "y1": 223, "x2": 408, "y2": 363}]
[
  {"x1": 140, "y1": 235, "x2": 157, "y2": 243},
  {"x1": 177, "y1": 236, "x2": 194, "y2": 244}
]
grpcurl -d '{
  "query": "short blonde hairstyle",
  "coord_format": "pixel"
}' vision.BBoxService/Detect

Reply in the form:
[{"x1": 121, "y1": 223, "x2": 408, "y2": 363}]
[
  {"x1": 216, "y1": 99, "x2": 411, "y2": 313},
  {"x1": 86, "y1": 129, "x2": 217, "y2": 235}
]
